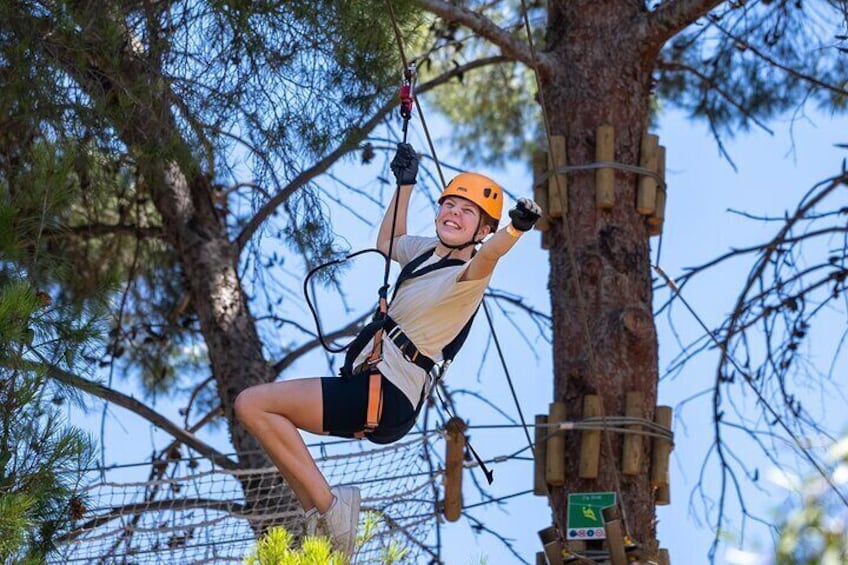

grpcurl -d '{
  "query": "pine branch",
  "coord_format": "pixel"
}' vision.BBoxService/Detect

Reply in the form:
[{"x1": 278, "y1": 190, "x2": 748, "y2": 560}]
[
  {"x1": 235, "y1": 55, "x2": 507, "y2": 251},
  {"x1": 64, "y1": 223, "x2": 165, "y2": 239},
  {"x1": 22, "y1": 223, "x2": 165, "y2": 245},
  {"x1": 415, "y1": 0, "x2": 544, "y2": 70},
  {"x1": 23, "y1": 356, "x2": 237, "y2": 470},
  {"x1": 711, "y1": 19, "x2": 848, "y2": 98},
  {"x1": 644, "y1": 0, "x2": 726, "y2": 49},
  {"x1": 657, "y1": 60, "x2": 775, "y2": 134}
]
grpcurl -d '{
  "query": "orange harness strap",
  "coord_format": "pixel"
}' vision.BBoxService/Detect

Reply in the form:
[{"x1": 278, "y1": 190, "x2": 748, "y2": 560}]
[
  {"x1": 353, "y1": 297, "x2": 387, "y2": 439},
  {"x1": 365, "y1": 371, "x2": 383, "y2": 429},
  {"x1": 354, "y1": 371, "x2": 383, "y2": 439}
]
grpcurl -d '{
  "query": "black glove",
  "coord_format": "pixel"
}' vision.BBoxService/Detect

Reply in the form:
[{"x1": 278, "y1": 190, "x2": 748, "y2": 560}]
[
  {"x1": 390, "y1": 142, "x2": 419, "y2": 186},
  {"x1": 508, "y1": 198, "x2": 542, "y2": 231}
]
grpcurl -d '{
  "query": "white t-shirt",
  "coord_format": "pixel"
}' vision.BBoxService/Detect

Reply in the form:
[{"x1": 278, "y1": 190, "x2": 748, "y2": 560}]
[{"x1": 352, "y1": 235, "x2": 491, "y2": 406}]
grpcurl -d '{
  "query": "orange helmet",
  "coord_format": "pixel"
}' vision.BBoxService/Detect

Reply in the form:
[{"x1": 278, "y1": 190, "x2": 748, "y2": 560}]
[{"x1": 439, "y1": 172, "x2": 503, "y2": 221}]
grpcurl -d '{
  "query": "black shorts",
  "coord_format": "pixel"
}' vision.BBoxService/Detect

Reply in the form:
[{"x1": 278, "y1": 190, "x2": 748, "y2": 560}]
[{"x1": 321, "y1": 371, "x2": 418, "y2": 445}]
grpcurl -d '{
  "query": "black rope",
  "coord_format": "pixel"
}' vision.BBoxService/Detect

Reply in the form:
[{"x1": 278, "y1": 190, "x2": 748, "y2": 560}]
[
  {"x1": 385, "y1": 0, "x2": 533, "y2": 489},
  {"x1": 381, "y1": 65, "x2": 415, "y2": 296},
  {"x1": 432, "y1": 384, "x2": 495, "y2": 484},
  {"x1": 303, "y1": 248, "x2": 388, "y2": 353},
  {"x1": 482, "y1": 300, "x2": 536, "y2": 458},
  {"x1": 303, "y1": 57, "x2": 416, "y2": 350}
]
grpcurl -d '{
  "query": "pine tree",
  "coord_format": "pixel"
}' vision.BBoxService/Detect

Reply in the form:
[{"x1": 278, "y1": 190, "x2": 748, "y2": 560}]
[
  {"x1": 0, "y1": 181, "x2": 99, "y2": 561},
  {"x1": 0, "y1": 76, "x2": 112, "y2": 558},
  {"x1": 410, "y1": 1, "x2": 848, "y2": 555}
]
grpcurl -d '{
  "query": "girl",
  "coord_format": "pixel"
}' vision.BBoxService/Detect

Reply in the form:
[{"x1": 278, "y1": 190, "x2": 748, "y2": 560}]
[{"x1": 234, "y1": 143, "x2": 541, "y2": 558}]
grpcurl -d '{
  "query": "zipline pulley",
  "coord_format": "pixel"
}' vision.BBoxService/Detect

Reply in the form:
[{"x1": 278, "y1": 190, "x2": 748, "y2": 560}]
[{"x1": 399, "y1": 63, "x2": 416, "y2": 120}]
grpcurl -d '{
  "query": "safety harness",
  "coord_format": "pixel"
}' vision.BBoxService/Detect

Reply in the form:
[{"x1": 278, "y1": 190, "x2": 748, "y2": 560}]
[
  {"x1": 340, "y1": 247, "x2": 473, "y2": 427},
  {"x1": 339, "y1": 246, "x2": 492, "y2": 483}
]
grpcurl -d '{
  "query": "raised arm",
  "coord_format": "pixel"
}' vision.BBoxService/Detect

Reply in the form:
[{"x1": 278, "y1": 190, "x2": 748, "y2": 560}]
[
  {"x1": 377, "y1": 143, "x2": 418, "y2": 258},
  {"x1": 462, "y1": 198, "x2": 542, "y2": 281}
]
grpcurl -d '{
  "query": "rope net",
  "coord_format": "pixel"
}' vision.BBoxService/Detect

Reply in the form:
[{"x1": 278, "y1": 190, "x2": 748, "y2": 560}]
[{"x1": 52, "y1": 432, "x2": 443, "y2": 564}]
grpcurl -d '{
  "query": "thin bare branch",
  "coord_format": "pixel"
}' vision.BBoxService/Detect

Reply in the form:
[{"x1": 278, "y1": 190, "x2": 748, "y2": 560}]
[
  {"x1": 271, "y1": 311, "x2": 370, "y2": 375},
  {"x1": 658, "y1": 60, "x2": 775, "y2": 134},
  {"x1": 24, "y1": 223, "x2": 165, "y2": 244},
  {"x1": 712, "y1": 19, "x2": 848, "y2": 98},
  {"x1": 25, "y1": 356, "x2": 237, "y2": 470},
  {"x1": 644, "y1": 0, "x2": 726, "y2": 49}
]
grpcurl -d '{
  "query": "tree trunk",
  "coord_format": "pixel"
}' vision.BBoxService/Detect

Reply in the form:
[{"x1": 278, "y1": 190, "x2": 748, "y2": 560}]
[
  {"x1": 544, "y1": 0, "x2": 659, "y2": 550},
  {"x1": 141, "y1": 159, "x2": 298, "y2": 529},
  {"x1": 40, "y1": 3, "x2": 298, "y2": 532}
]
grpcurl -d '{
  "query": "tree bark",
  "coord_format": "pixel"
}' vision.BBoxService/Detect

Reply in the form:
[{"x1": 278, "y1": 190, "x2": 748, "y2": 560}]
[{"x1": 543, "y1": 0, "x2": 659, "y2": 549}]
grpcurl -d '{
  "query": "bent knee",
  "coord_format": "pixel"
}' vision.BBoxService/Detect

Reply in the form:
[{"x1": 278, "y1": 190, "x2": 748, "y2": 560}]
[{"x1": 234, "y1": 388, "x2": 261, "y2": 426}]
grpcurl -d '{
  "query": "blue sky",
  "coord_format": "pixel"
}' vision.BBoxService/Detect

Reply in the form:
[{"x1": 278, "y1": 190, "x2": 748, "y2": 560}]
[{"x1": 65, "y1": 100, "x2": 847, "y2": 564}]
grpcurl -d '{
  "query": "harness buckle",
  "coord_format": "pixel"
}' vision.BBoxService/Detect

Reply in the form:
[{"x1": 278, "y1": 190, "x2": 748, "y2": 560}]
[
  {"x1": 354, "y1": 355, "x2": 382, "y2": 376},
  {"x1": 386, "y1": 324, "x2": 403, "y2": 341}
]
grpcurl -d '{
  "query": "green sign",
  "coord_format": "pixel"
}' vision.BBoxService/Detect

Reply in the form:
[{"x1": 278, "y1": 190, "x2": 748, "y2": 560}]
[{"x1": 566, "y1": 492, "x2": 616, "y2": 540}]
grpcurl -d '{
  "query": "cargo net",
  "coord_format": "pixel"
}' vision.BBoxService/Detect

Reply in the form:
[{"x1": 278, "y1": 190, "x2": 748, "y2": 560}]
[{"x1": 52, "y1": 431, "x2": 443, "y2": 564}]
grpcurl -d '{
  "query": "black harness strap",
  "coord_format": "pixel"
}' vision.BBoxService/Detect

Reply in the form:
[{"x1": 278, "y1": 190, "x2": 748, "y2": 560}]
[
  {"x1": 391, "y1": 248, "x2": 464, "y2": 300},
  {"x1": 343, "y1": 246, "x2": 470, "y2": 378}
]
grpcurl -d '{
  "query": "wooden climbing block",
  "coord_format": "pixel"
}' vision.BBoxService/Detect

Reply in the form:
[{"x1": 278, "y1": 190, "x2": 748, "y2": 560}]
[
  {"x1": 637, "y1": 133, "x2": 659, "y2": 215},
  {"x1": 546, "y1": 402, "x2": 566, "y2": 485},
  {"x1": 547, "y1": 135, "x2": 567, "y2": 217},
  {"x1": 621, "y1": 391, "x2": 644, "y2": 475},
  {"x1": 651, "y1": 406, "x2": 673, "y2": 506},
  {"x1": 534, "y1": 414, "x2": 549, "y2": 495},
  {"x1": 649, "y1": 145, "x2": 667, "y2": 237},
  {"x1": 538, "y1": 526, "x2": 564, "y2": 565},
  {"x1": 595, "y1": 125, "x2": 615, "y2": 210},
  {"x1": 602, "y1": 506, "x2": 627, "y2": 565},
  {"x1": 443, "y1": 417, "x2": 466, "y2": 522},
  {"x1": 533, "y1": 151, "x2": 551, "y2": 232},
  {"x1": 655, "y1": 483, "x2": 671, "y2": 505}
]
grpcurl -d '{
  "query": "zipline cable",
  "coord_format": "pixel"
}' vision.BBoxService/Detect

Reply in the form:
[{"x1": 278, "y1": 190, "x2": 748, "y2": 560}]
[
  {"x1": 481, "y1": 300, "x2": 536, "y2": 459},
  {"x1": 385, "y1": 1, "x2": 448, "y2": 188},
  {"x1": 384, "y1": 0, "x2": 502, "y2": 486}
]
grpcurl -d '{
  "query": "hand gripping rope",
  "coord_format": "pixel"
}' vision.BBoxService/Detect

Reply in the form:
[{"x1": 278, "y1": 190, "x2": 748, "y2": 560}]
[
  {"x1": 372, "y1": 60, "x2": 418, "y2": 356},
  {"x1": 349, "y1": 61, "x2": 421, "y2": 435},
  {"x1": 303, "y1": 65, "x2": 416, "y2": 437}
]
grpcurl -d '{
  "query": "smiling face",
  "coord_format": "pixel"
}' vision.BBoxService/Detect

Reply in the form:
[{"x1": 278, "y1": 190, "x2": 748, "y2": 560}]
[{"x1": 435, "y1": 196, "x2": 491, "y2": 246}]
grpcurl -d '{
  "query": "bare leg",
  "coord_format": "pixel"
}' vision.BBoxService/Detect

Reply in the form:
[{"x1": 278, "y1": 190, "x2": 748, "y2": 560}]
[{"x1": 234, "y1": 378, "x2": 334, "y2": 513}]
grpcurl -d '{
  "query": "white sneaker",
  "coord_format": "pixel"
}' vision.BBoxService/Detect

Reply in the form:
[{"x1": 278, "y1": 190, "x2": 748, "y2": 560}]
[
  {"x1": 304, "y1": 506, "x2": 321, "y2": 537},
  {"x1": 319, "y1": 486, "x2": 361, "y2": 557}
]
